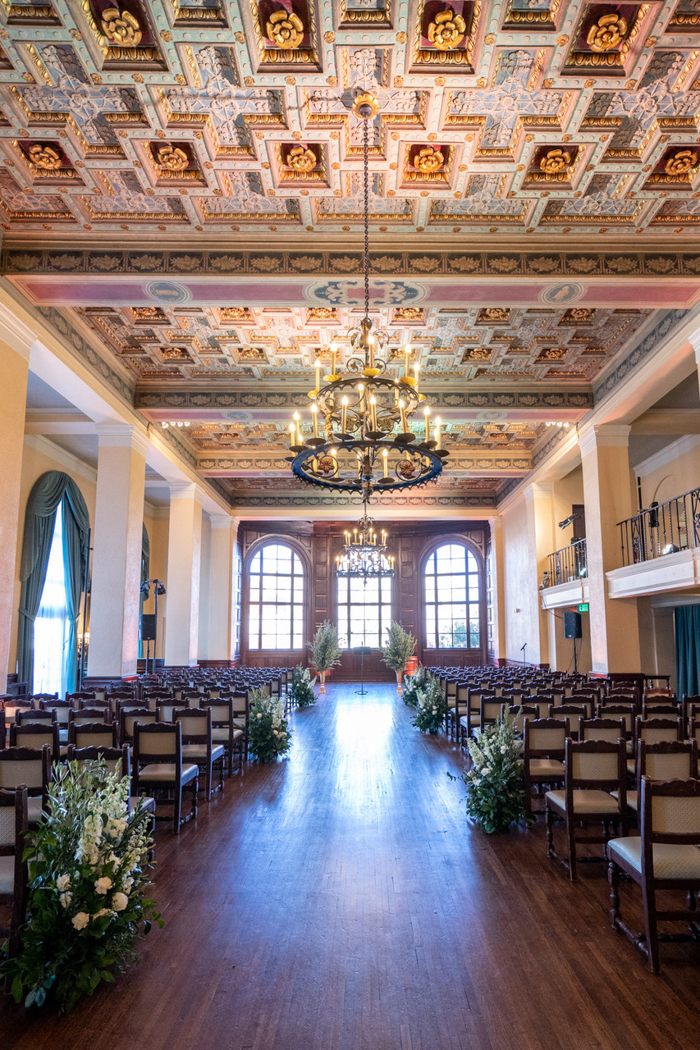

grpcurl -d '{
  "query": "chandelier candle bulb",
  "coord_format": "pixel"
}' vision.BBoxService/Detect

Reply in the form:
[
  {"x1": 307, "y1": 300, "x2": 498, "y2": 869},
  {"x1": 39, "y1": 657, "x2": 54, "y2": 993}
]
[
  {"x1": 413, "y1": 362, "x2": 420, "y2": 393},
  {"x1": 289, "y1": 422, "x2": 296, "y2": 449},
  {"x1": 369, "y1": 395, "x2": 377, "y2": 430},
  {"x1": 399, "y1": 399, "x2": 408, "y2": 433},
  {"x1": 331, "y1": 345, "x2": 337, "y2": 375},
  {"x1": 382, "y1": 447, "x2": 388, "y2": 477},
  {"x1": 434, "y1": 416, "x2": 442, "y2": 450},
  {"x1": 404, "y1": 345, "x2": 411, "y2": 377},
  {"x1": 293, "y1": 411, "x2": 302, "y2": 445},
  {"x1": 314, "y1": 357, "x2": 322, "y2": 391},
  {"x1": 341, "y1": 396, "x2": 348, "y2": 434},
  {"x1": 311, "y1": 403, "x2": 318, "y2": 438}
]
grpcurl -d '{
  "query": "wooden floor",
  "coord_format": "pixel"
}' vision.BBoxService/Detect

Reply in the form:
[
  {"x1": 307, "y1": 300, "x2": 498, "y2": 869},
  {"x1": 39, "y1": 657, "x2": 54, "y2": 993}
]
[{"x1": 4, "y1": 683, "x2": 700, "y2": 1049}]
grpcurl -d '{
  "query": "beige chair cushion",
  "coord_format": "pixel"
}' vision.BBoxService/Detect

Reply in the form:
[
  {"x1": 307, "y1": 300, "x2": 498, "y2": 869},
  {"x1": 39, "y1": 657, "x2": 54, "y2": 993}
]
[
  {"x1": 181, "y1": 743, "x2": 225, "y2": 762},
  {"x1": 130, "y1": 796, "x2": 155, "y2": 815},
  {"x1": 212, "y1": 727, "x2": 243, "y2": 742},
  {"x1": 528, "y1": 758, "x2": 565, "y2": 776},
  {"x1": 137, "y1": 763, "x2": 198, "y2": 784},
  {"x1": 459, "y1": 715, "x2": 479, "y2": 728},
  {"x1": 608, "y1": 836, "x2": 700, "y2": 880},
  {"x1": 546, "y1": 789, "x2": 620, "y2": 815},
  {"x1": 611, "y1": 789, "x2": 638, "y2": 811},
  {"x1": 0, "y1": 854, "x2": 14, "y2": 894},
  {"x1": 27, "y1": 796, "x2": 44, "y2": 825}
]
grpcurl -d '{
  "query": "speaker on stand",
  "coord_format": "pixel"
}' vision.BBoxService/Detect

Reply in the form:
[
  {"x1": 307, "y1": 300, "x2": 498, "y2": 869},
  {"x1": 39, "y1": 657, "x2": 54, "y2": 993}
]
[
  {"x1": 353, "y1": 646, "x2": 371, "y2": 696},
  {"x1": 141, "y1": 613, "x2": 156, "y2": 675},
  {"x1": 563, "y1": 611, "x2": 582, "y2": 674}
]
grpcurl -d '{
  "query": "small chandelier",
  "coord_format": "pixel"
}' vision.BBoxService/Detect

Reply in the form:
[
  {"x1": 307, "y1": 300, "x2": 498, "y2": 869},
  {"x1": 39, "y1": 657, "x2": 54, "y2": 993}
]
[
  {"x1": 336, "y1": 503, "x2": 395, "y2": 579},
  {"x1": 286, "y1": 92, "x2": 448, "y2": 501}
]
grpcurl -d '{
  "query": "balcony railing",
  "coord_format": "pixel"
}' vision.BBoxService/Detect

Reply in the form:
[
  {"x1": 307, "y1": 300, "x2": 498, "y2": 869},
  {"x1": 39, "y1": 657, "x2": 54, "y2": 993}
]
[
  {"x1": 618, "y1": 486, "x2": 700, "y2": 566},
  {"x1": 543, "y1": 538, "x2": 587, "y2": 587}
]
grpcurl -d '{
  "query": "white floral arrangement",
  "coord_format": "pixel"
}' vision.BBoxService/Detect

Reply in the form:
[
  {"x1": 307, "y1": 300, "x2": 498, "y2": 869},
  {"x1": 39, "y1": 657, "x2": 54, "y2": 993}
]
[
  {"x1": 411, "y1": 677, "x2": 447, "y2": 733},
  {"x1": 248, "y1": 687, "x2": 292, "y2": 762},
  {"x1": 460, "y1": 716, "x2": 531, "y2": 834},
  {"x1": 1, "y1": 758, "x2": 161, "y2": 1013}
]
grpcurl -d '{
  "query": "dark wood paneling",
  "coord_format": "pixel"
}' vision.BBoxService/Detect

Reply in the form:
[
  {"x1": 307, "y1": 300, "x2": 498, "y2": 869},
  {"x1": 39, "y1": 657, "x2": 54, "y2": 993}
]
[{"x1": 239, "y1": 518, "x2": 490, "y2": 678}]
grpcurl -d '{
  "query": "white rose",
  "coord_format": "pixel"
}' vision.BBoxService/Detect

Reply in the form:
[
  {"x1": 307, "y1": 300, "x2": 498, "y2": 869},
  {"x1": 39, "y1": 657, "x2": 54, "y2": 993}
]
[
  {"x1": 500, "y1": 745, "x2": 507, "y2": 754},
  {"x1": 59, "y1": 891, "x2": 73, "y2": 909},
  {"x1": 112, "y1": 892, "x2": 128, "y2": 912},
  {"x1": 94, "y1": 876, "x2": 113, "y2": 895},
  {"x1": 257, "y1": 712, "x2": 262, "y2": 720},
  {"x1": 56, "y1": 874, "x2": 71, "y2": 892},
  {"x1": 72, "y1": 911, "x2": 89, "y2": 931},
  {"x1": 482, "y1": 766, "x2": 491, "y2": 776}
]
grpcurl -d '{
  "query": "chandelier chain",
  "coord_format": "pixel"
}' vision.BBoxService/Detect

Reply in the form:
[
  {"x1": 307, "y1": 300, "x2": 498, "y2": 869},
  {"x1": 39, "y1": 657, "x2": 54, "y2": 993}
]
[{"x1": 363, "y1": 113, "x2": 370, "y2": 325}]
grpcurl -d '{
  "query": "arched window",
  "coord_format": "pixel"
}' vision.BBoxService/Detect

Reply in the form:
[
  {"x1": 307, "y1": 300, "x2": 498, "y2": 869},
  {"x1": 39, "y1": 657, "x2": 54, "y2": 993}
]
[
  {"x1": 248, "y1": 543, "x2": 304, "y2": 650},
  {"x1": 424, "y1": 542, "x2": 480, "y2": 649}
]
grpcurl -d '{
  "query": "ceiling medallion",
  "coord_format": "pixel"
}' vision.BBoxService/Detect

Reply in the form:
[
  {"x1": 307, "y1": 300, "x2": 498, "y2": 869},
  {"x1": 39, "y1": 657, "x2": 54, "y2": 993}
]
[
  {"x1": 335, "y1": 505, "x2": 395, "y2": 579},
  {"x1": 287, "y1": 93, "x2": 448, "y2": 501}
]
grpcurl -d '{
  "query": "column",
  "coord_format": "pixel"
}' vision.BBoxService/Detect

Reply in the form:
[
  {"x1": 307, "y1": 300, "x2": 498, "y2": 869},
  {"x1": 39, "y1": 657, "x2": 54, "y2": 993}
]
[
  {"x1": 0, "y1": 311, "x2": 33, "y2": 691},
  {"x1": 199, "y1": 514, "x2": 238, "y2": 663},
  {"x1": 579, "y1": 424, "x2": 641, "y2": 674},
  {"x1": 523, "y1": 482, "x2": 555, "y2": 667},
  {"x1": 487, "y1": 517, "x2": 506, "y2": 666},
  {"x1": 164, "y1": 482, "x2": 203, "y2": 667},
  {"x1": 88, "y1": 425, "x2": 147, "y2": 679}
]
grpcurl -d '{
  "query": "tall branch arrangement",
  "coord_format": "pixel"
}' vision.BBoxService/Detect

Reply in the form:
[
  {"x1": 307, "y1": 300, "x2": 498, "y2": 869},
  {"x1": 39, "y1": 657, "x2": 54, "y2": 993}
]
[
  {"x1": 308, "y1": 621, "x2": 342, "y2": 694},
  {"x1": 382, "y1": 620, "x2": 416, "y2": 693}
]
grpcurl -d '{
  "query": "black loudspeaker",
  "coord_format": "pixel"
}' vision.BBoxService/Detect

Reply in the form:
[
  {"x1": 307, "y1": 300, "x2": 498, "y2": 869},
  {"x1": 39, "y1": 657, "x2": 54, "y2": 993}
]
[
  {"x1": 563, "y1": 611, "x2": 582, "y2": 639},
  {"x1": 141, "y1": 614, "x2": 156, "y2": 641}
]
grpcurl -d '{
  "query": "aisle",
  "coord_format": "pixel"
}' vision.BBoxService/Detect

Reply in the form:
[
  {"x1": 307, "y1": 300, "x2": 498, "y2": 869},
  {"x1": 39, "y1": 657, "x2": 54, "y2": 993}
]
[{"x1": 4, "y1": 684, "x2": 700, "y2": 1050}]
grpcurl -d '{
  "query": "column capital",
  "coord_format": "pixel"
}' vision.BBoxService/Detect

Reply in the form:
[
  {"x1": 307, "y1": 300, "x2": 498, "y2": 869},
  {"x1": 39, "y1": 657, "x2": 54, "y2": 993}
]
[
  {"x1": 487, "y1": 515, "x2": 502, "y2": 531},
  {"x1": 689, "y1": 327, "x2": 700, "y2": 361},
  {"x1": 523, "y1": 482, "x2": 553, "y2": 505},
  {"x1": 0, "y1": 301, "x2": 35, "y2": 361},
  {"x1": 578, "y1": 423, "x2": 631, "y2": 458},
  {"x1": 209, "y1": 513, "x2": 234, "y2": 530},
  {"x1": 169, "y1": 480, "x2": 205, "y2": 504},
  {"x1": 97, "y1": 423, "x2": 149, "y2": 457}
]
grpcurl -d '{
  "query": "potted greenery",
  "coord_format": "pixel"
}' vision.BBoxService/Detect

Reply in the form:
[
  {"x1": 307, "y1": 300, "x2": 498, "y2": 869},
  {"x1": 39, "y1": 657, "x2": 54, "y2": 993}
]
[
  {"x1": 1, "y1": 758, "x2": 161, "y2": 1013},
  {"x1": 382, "y1": 620, "x2": 417, "y2": 694},
  {"x1": 290, "y1": 664, "x2": 317, "y2": 708},
  {"x1": 308, "y1": 620, "x2": 342, "y2": 694},
  {"x1": 459, "y1": 715, "x2": 533, "y2": 834},
  {"x1": 401, "y1": 662, "x2": 428, "y2": 707},
  {"x1": 412, "y1": 677, "x2": 447, "y2": 733},
  {"x1": 248, "y1": 687, "x2": 292, "y2": 762}
]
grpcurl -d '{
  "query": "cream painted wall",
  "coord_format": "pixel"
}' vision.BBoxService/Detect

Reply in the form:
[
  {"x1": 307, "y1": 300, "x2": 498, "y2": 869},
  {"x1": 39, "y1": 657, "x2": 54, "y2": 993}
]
[
  {"x1": 142, "y1": 505, "x2": 169, "y2": 662},
  {"x1": 502, "y1": 496, "x2": 541, "y2": 665},
  {"x1": 634, "y1": 437, "x2": 700, "y2": 509},
  {"x1": 8, "y1": 438, "x2": 97, "y2": 677},
  {"x1": 551, "y1": 465, "x2": 585, "y2": 546}
]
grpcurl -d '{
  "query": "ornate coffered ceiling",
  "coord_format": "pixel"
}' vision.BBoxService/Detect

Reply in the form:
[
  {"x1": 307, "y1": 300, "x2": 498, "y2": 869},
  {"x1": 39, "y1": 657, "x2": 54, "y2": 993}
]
[
  {"x1": 2, "y1": 0, "x2": 699, "y2": 510},
  {"x1": 0, "y1": 0, "x2": 699, "y2": 238}
]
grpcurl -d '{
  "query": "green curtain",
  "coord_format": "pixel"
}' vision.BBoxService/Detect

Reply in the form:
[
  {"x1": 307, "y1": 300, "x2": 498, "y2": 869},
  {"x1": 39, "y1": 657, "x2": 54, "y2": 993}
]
[
  {"x1": 18, "y1": 472, "x2": 90, "y2": 692},
  {"x1": 139, "y1": 523, "x2": 150, "y2": 657},
  {"x1": 675, "y1": 605, "x2": 700, "y2": 700}
]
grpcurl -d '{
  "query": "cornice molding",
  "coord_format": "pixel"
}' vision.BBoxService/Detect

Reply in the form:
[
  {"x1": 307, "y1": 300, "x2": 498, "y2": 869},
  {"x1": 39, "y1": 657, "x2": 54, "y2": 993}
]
[
  {"x1": 23, "y1": 434, "x2": 97, "y2": 485},
  {"x1": 0, "y1": 300, "x2": 35, "y2": 360},
  {"x1": 96, "y1": 423, "x2": 149, "y2": 457},
  {"x1": 578, "y1": 424, "x2": 631, "y2": 458}
]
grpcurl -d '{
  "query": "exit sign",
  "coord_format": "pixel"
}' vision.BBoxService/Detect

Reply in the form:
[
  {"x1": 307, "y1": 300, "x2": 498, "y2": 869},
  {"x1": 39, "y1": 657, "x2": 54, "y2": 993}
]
[{"x1": 578, "y1": 603, "x2": 589, "y2": 613}]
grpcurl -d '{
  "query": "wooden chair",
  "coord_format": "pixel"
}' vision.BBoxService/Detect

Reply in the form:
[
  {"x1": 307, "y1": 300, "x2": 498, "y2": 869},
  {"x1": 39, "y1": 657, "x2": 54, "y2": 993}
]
[
  {"x1": 67, "y1": 745, "x2": 157, "y2": 830},
  {"x1": 230, "y1": 692, "x2": 249, "y2": 751},
  {"x1": 630, "y1": 717, "x2": 683, "y2": 777},
  {"x1": 504, "y1": 705, "x2": 539, "y2": 735},
  {"x1": 202, "y1": 698, "x2": 244, "y2": 776},
  {"x1": 132, "y1": 722, "x2": 198, "y2": 834},
  {"x1": 0, "y1": 786, "x2": 29, "y2": 957},
  {"x1": 581, "y1": 717, "x2": 625, "y2": 744},
  {"x1": 41, "y1": 700, "x2": 73, "y2": 745},
  {"x1": 522, "y1": 718, "x2": 568, "y2": 816},
  {"x1": 70, "y1": 707, "x2": 110, "y2": 727},
  {"x1": 155, "y1": 698, "x2": 181, "y2": 723},
  {"x1": 175, "y1": 707, "x2": 225, "y2": 800},
  {"x1": 476, "y1": 697, "x2": 504, "y2": 736},
  {"x1": 119, "y1": 708, "x2": 157, "y2": 748},
  {"x1": 10, "y1": 720, "x2": 60, "y2": 762},
  {"x1": 15, "y1": 708, "x2": 54, "y2": 726},
  {"x1": 608, "y1": 776, "x2": 700, "y2": 972},
  {"x1": 546, "y1": 738, "x2": 628, "y2": 882},
  {"x1": 65, "y1": 691, "x2": 95, "y2": 707},
  {"x1": 0, "y1": 746, "x2": 52, "y2": 827},
  {"x1": 548, "y1": 704, "x2": 586, "y2": 739},
  {"x1": 69, "y1": 721, "x2": 118, "y2": 749},
  {"x1": 643, "y1": 701, "x2": 680, "y2": 720},
  {"x1": 616, "y1": 740, "x2": 699, "y2": 815}
]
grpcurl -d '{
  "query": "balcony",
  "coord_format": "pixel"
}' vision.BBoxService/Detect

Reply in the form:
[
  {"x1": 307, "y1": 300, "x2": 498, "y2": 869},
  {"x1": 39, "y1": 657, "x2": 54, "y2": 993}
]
[
  {"x1": 608, "y1": 487, "x2": 700, "y2": 599},
  {"x1": 540, "y1": 539, "x2": 588, "y2": 610}
]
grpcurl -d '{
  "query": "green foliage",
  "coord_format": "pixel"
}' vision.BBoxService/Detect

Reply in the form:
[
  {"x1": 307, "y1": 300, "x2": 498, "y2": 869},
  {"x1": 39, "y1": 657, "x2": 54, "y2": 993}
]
[
  {"x1": 412, "y1": 677, "x2": 447, "y2": 733},
  {"x1": 461, "y1": 716, "x2": 532, "y2": 834},
  {"x1": 381, "y1": 620, "x2": 416, "y2": 673},
  {"x1": 402, "y1": 663, "x2": 428, "y2": 707},
  {"x1": 308, "y1": 621, "x2": 342, "y2": 674},
  {"x1": 291, "y1": 664, "x2": 316, "y2": 708},
  {"x1": 0, "y1": 759, "x2": 161, "y2": 1014},
  {"x1": 248, "y1": 687, "x2": 292, "y2": 762}
]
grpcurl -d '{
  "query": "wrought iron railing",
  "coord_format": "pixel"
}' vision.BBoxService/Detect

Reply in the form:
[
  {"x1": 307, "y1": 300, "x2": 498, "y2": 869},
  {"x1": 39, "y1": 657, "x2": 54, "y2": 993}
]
[
  {"x1": 618, "y1": 487, "x2": 700, "y2": 566},
  {"x1": 544, "y1": 538, "x2": 587, "y2": 586}
]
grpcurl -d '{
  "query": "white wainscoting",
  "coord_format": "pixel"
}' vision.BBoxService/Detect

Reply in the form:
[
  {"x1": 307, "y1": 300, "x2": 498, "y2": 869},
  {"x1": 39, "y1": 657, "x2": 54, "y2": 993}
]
[{"x1": 606, "y1": 548, "x2": 700, "y2": 599}]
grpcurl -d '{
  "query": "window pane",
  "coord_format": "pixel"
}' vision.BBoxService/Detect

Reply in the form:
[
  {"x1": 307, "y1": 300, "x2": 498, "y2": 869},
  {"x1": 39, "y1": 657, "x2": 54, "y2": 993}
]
[
  {"x1": 247, "y1": 543, "x2": 304, "y2": 651},
  {"x1": 425, "y1": 542, "x2": 480, "y2": 651}
]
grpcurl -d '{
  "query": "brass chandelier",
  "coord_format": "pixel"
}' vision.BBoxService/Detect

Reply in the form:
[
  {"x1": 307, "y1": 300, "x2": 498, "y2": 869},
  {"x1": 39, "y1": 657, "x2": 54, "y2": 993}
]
[
  {"x1": 335, "y1": 502, "x2": 395, "y2": 579},
  {"x1": 287, "y1": 93, "x2": 448, "y2": 501}
]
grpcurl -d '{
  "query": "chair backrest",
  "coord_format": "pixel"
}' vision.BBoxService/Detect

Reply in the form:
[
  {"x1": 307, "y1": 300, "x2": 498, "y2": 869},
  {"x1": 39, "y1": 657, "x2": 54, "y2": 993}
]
[
  {"x1": 0, "y1": 746, "x2": 51, "y2": 793},
  {"x1": 504, "y1": 705, "x2": 538, "y2": 734},
  {"x1": 567, "y1": 737, "x2": 626, "y2": 791},
  {"x1": 581, "y1": 717, "x2": 625, "y2": 743},
  {"x1": 480, "y1": 699, "x2": 504, "y2": 730},
  {"x1": 120, "y1": 709, "x2": 158, "y2": 744},
  {"x1": 596, "y1": 705, "x2": 634, "y2": 735},
  {"x1": 134, "y1": 721, "x2": 182, "y2": 765},
  {"x1": 9, "y1": 722, "x2": 59, "y2": 759},
  {"x1": 79, "y1": 697, "x2": 110, "y2": 711},
  {"x1": 230, "y1": 693, "x2": 249, "y2": 726},
  {"x1": 635, "y1": 717, "x2": 681, "y2": 746},
  {"x1": 689, "y1": 717, "x2": 700, "y2": 747},
  {"x1": 67, "y1": 744, "x2": 130, "y2": 778},
  {"x1": 524, "y1": 718, "x2": 568, "y2": 758},
  {"x1": 155, "y1": 699, "x2": 179, "y2": 722},
  {"x1": 643, "y1": 702, "x2": 680, "y2": 719},
  {"x1": 202, "y1": 698, "x2": 233, "y2": 728},
  {"x1": 71, "y1": 722, "x2": 117, "y2": 749},
  {"x1": 639, "y1": 739, "x2": 698, "y2": 784},
  {"x1": 43, "y1": 701, "x2": 73, "y2": 726},
  {"x1": 28, "y1": 693, "x2": 58, "y2": 704},
  {"x1": 16, "y1": 708, "x2": 54, "y2": 725},
  {"x1": 547, "y1": 706, "x2": 582, "y2": 738},
  {"x1": 0, "y1": 786, "x2": 28, "y2": 912},
  {"x1": 640, "y1": 776, "x2": 700, "y2": 851},
  {"x1": 71, "y1": 707, "x2": 109, "y2": 726},
  {"x1": 175, "y1": 707, "x2": 212, "y2": 744}
]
